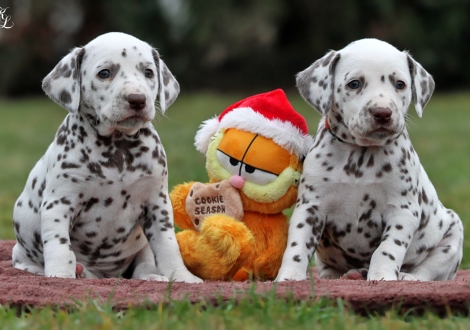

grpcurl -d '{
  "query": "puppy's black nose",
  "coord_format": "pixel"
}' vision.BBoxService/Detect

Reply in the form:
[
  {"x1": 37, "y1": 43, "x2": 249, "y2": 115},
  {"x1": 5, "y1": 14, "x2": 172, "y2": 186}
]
[
  {"x1": 127, "y1": 94, "x2": 146, "y2": 111},
  {"x1": 371, "y1": 107, "x2": 392, "y2": 124}
]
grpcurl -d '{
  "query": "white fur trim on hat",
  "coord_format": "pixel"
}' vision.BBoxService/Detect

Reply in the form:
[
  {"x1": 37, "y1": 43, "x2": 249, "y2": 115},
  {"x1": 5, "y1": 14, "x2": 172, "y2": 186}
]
[
  {"x1": 194, "y1": 116, "x2": 220, "y2": 154},
  {"x1": 194, "y1": 108, "x2": 313, "y2": 157}
]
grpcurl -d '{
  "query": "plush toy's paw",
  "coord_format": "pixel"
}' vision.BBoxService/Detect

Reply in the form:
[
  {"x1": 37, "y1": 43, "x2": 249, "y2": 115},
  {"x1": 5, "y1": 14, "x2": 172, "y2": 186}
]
[
  {"x1": 233, "y1": 269, "x2": 250, "y2": 281},
  {"x1": 186, "y1": 180, "x2": 244, "y2": 230},
  {"x1": 200, "y1": 214, "x2": 253, "y2": 260},
  {"x1": 176, "y1": 214, "x2": 255, "y2": 280}
]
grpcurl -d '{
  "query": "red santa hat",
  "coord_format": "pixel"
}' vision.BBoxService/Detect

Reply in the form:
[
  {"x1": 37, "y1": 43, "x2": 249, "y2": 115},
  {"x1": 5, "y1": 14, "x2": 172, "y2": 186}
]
[{"x1": 194, "y1": 89, "x2": 313, "y2": 157}]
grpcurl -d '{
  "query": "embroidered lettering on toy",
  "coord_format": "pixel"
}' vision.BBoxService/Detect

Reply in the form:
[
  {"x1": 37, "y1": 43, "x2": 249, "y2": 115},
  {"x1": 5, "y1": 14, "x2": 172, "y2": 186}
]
[
  {"x1": 194, "y1": 205, "x2": 226, "y2": 215},
  {"x1": 194, "y1": 195, "x2": 226, "y2": 214},
  {"x1": 195, "y1": 195, "x2": 225, "y2": 205}
]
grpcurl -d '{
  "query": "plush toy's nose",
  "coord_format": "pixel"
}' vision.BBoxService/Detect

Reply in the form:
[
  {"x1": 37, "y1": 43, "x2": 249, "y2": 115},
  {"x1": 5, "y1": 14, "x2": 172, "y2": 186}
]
[{"x1": 229, "y1": 175, "x2": 245, "y2": 189}]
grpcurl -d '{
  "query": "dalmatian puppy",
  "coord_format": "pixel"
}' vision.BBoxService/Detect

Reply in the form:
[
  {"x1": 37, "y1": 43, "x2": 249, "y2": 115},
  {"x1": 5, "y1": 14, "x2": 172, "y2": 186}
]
[
  {"x1": 12, "y1": 32, "x2": 202, "y2": 283},
  {"x1": 276, "y1": 38, "x2": 463, "y2": 282}
]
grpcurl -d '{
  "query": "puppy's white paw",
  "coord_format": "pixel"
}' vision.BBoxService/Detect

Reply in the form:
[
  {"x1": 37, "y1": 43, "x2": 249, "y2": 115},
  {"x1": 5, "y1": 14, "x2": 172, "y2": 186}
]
[
  {"x1": 398, "y1": 272, "x2": 419, "y2": 281},
  {"x1": 48, "y1": 272, "x2": 76, "y2": 279},
  {"x1": 142, "y1": 274, "x2": 169, "y2": 282},
  {"x1": 173, "y1": 273, "x2": 203, "y2": 283},
  {"x1": 275, "y1": 269, "x2": 309, "y2": 282}
]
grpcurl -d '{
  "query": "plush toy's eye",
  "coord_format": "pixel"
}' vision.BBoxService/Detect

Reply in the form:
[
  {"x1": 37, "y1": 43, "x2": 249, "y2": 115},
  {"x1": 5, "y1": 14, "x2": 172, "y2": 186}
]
[
  {"x1": 217, "y1": 150, "x2": 241, "y2": 176},
  {"x1": 216, "y1": 150, "x2": 278, "y2": 185},
  {"x1": 229, "y1": 157, "x2": 240, "y2": 166},
  {"x1": 245, "y1": 164, "x2": 255, "y2": 174},
  {"x1": 240, "y1": 165, "x2": 278, "y2": 186}
]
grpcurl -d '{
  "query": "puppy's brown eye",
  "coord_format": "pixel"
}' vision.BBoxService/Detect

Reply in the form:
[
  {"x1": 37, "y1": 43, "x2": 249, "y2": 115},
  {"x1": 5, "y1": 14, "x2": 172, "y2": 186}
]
[
  {"x1": 396, "y1": 80, "x2": 406, "y2": 90},
  {"x1": 145, "y1": 69, "x2": 154, "y2": 78},
  {"x1": 348, "y1": 80, "x2": 361, "y2": 89},
  {"x1": 98, "y1": 69, "x2": 111, "y2": 79}
]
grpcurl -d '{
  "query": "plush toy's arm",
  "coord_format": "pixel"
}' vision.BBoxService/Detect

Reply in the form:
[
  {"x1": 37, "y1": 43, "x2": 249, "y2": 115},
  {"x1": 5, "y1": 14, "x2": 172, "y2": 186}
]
[{"x1": 170, "y1": 182, "x2": 196, "y2": 230}]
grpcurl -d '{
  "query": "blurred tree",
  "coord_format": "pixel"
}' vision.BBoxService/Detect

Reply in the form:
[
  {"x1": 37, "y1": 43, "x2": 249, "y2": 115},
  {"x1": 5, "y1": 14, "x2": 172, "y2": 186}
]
[{"x1": 0, "y1": 0, "x2": 469, "y2": 97}]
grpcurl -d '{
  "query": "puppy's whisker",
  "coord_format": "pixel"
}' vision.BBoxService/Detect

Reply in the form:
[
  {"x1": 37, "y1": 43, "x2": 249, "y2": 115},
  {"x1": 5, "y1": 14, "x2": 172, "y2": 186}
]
[
  {"x1": 404, "y1": 114, "x2": 416, "y2": 127},
  {"x1": 152, "y1": 102, "x2": 167, "y2": 125}
]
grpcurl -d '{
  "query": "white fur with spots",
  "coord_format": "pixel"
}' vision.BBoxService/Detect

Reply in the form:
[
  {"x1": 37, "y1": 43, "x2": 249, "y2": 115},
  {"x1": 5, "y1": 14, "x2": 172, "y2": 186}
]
[
  {"x1": 12, "y1": 32, "x2": 202, "y2": 283},
  {"x1": 276, "y1": 39, "x2": 463, "y2": 282}
]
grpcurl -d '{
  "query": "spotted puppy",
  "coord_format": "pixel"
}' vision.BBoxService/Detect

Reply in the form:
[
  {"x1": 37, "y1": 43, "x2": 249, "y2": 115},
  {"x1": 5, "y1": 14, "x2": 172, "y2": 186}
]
[
  {"x1": 276, "y1": 38, "x2": 463, "y2": 282},
  {"x1": 12, "y1": 32, "x2": 202, "y2": 283}
]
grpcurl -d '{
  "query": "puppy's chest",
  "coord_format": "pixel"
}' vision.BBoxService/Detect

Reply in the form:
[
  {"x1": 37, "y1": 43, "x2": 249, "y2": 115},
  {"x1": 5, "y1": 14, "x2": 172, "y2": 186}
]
[
  {"x1": 307, "y1": 133, "x2": 419, "y2": 267},
  {"x1": 68, "y1": 177, "x2": 149, "y2": 266},
  {"x1": 304, "y1": 133, "x2": 420, "y2": 201},
  {"x1": 315, "y1": 185, "x2": 387, "y2": 269},
  {"x1": 65, "y1": 154, "x2": 151, "y2": 262},
  {"x1": 310, "y1": 141, "x2": 403, "y2": 241},
  {"x1": 321, "y1": 186, "x2": 385, "y2": 241},
  {"x1": 54, "y1": 118, "x2": 165, "y2": 177},
  {"x1": 70, "y1": 210, "x2": 145, "y2": 261},
  {"x1": 312, "y1": 142, "x2": 407, "y2": 182},
  {"x1": 51, "y1": 125, "x2": 165, "y2": 195},
  {"x1": 50, "y1": 118, "x2": 166, "y2": 230}
]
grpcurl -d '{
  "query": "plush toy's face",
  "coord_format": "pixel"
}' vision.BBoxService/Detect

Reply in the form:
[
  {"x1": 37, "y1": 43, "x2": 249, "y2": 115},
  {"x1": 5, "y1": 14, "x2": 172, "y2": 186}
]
[{"x1": 206, "y1": 128, "x2": 301, "y2": 213}]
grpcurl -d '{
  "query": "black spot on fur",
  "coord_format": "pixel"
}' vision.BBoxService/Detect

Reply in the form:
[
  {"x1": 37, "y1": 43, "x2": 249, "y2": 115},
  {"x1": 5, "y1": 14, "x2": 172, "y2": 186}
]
[
  {"x1": 59, "y1": 90, "x2": 72, "y2": 104},
  {"x1": 382, "y1": 163, "x2": 392, "y2": 172},
  {"x1": 87, "y1": 162, "x2": 106, "y2": 179},
  {"x1": 84, "y1": 198, "x2": 99, "y2": 212},
  {"x1": 61, "y1": 162, "x2": 81, "y2": 169},
  {"x1": 32, "y1": 177, "x2": 37, "y2": 190}
]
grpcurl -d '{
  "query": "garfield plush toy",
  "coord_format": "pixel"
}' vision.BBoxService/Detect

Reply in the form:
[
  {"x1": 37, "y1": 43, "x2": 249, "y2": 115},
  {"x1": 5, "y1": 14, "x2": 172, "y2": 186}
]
[{"x1": 171, "y1": 89, "x2": 312, "y2": 281}]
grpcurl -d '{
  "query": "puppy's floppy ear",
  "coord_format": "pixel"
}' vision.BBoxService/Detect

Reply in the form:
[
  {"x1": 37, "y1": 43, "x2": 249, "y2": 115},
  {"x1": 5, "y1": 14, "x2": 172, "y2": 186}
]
[
  {"x1": 405, "y1": 52, "x2": 435, "y2": 117},
  {"x1": 296, "y1": 50, "x2": 341, "y2": 115},
  {"x1": 152, "y1": 49, "x2": 180, "y2": 113},
  {"x1": 42, "y1": 47, "x2": 85, "y2": 113}
]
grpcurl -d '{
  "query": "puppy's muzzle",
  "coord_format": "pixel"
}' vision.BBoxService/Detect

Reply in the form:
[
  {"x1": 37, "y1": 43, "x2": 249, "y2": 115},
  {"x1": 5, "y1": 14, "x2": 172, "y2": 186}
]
[
  {"x1": 127, "y1": 93, "x2": 147, "y2": 111},
  {"x1": 370, "y1": 107, "x2": 392, "y2": 125}
]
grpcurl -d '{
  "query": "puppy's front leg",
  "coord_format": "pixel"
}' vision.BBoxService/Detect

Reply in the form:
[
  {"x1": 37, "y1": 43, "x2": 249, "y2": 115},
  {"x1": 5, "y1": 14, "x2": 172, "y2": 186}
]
[
  {"x1": 41, "y1": 200, "x2": 76, "y2": 278},
  {"x1": 143, "y1": 177, "x2": 202, "y2": 283},
  {"x1": 367, "y1": 209, "x2": 417, "y2": 281},
  {"x1": 275, "y1": 198, "x2": 325, "y2": 282}
]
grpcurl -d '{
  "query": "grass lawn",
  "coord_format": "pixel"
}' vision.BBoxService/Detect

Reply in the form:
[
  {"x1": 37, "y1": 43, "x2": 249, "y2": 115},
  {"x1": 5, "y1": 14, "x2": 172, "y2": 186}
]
[{"x1": 0, "y1": 92, "x2": 469, "y2": 328}]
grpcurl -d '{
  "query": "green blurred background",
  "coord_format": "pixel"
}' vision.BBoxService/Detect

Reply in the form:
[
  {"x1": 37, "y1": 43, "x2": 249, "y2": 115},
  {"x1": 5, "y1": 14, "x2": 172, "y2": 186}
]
[
  {"x1": 0, "y1": 0, "x2": 469, "y2": 266},
  {"x1": 1, "y1": 0, "x2": 470, "y2": 96}
]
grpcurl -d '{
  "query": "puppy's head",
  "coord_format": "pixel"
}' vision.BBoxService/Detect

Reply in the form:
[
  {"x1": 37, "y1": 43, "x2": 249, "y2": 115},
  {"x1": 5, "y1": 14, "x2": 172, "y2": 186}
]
[
  {"x1": 297, "y1": 38, "x2": 435, "y2": 146},
  {"x1": 42, "y1": 32, "x2": 179, "y2": 136}
]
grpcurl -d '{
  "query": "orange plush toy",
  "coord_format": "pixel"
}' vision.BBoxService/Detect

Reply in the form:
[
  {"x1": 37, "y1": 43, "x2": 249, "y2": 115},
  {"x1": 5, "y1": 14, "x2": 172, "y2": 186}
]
[{"x1": 171, "y1": 89, "x2": 312, "y2": 281}]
